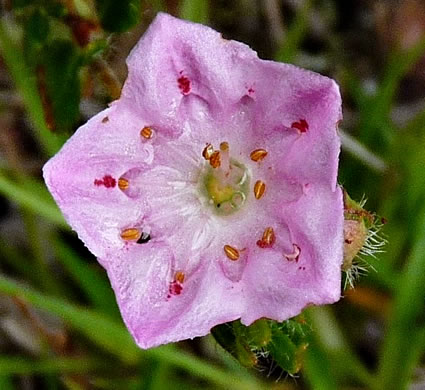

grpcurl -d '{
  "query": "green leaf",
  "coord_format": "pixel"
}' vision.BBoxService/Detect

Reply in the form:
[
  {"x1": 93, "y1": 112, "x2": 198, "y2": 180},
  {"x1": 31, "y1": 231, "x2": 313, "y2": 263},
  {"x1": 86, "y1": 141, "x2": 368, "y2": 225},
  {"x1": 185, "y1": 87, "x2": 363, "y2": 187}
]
[
  {"x1": 0, "y1": 277, "x2": 266, "y2": 390},
  {"x1": 11, "y1": 0, "x2": 33, "y2": 8},
  {"x1": 43, "y1": 39, "x2": 82, "y2": 131},
  {"x1": 0, "y1": 21, "x2": 66, "y2": 156},
  {"x1": 0, "y1": 172, "x2": 67, "y2": 229},
  {"x1": 0, "y1": 275, "x2": 140, "y2": 364},
  {"x1": 267, "y1": 324, "x2": 298, "y2": 374},
  {"x1": 377, "y1": 208, "x2": 425, "y2": 390},
  {"x1": 180, "y1": 0, "x2": 209, "y2": 24},
  {"x1": 96, "y1": 0, "x2": 141, "y2": 33},
  {"x1": 25, "y1": 8, "x2": 50, "y2": 45},
  {"x1": 0, "y1": 356, "x2": 108, "y2": 374},
  {"x1": 52, "y1": 237, "x2": 119, "y2": 318}
]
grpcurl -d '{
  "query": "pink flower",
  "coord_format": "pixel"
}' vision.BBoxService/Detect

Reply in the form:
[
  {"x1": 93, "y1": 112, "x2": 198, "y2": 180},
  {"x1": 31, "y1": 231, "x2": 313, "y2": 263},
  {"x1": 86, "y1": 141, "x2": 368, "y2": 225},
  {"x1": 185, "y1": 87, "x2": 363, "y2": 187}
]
[{"x1": 43, "y1": 13, "x2": 343, "y2": 349}]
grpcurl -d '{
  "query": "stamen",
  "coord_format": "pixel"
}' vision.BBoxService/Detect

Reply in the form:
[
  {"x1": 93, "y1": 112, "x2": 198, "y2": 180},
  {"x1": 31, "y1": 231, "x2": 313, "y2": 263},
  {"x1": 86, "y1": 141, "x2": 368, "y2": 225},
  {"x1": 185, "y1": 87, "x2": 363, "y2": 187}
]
[
  {"x1": 254, "y1": 180, "x2": 266, "y2": 199},
  {"x1": 250, "y1": 148, "x2": 268, "y2": 162},
  {"x1": 224, "y1": 245, "x2": 239, "y2": 261},
  {"x1": 284, "y1": 244, "x2": 301, "y2": 262},
  {"x1": 175, "y1": 271, "x2": 185, "y2": 284},
  {"x1": 257, "y1": 227, "x2": 275, "y2": 248},
  {"x1": 140, "y1": 126, "x2": 154, "y2": 139},
  {"x1": 118, "y1": 177, "x2": 129, "y2": 190},
  {"x1": 202, "y1": 144, "x2": 214, "y2": 160},
  {"x1": 209, "y1": 150, "x2": 221, "y2": 168},
  {"x1": 120, "y1": 228, "x2": 141, "y2": 241},
  {"x1": 220, "y1": 142, "x2": 230, "y2": 173}
]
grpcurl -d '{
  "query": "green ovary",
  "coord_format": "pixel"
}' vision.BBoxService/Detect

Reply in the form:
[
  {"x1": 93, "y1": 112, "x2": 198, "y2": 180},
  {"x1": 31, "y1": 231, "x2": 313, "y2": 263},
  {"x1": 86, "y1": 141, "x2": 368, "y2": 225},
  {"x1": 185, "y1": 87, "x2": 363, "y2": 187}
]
[{"x1": 202, "y1": 160, "x2": 249, "y2": 215}]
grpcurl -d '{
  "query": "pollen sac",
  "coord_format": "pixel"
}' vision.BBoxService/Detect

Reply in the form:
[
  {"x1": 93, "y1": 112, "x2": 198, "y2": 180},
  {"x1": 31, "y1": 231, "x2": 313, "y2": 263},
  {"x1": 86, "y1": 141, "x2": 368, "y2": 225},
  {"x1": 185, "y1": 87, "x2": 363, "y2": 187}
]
[
  {"x1": 250, "y1": 148, "x2": 268, "y2": 162},
  {"x1": 140, "y1": 126, "x2": 154, "y2": 140},
  {"x1": 202, "y1": 144, "x2": 214, "y2": 160},
  {"x1": 209, "y1": 150, "x2": 221, "y2": 168},
  {"x1": 224, "y1": 245, "x2": 240, "y2": 261},
  {"x1": 257, "y1": 227, "x2": 276, "y2": 248},
  {"x1": 174, "y1": 271, "x2": 185, "y2": 283},
  {"x1": 118, "y1": 177, "x2": 129, "y2": 191},
  {"x1": 120, "y1": 228, "x2": 141, "y2": 241},
  {"x1": 254, "y1": 180, "x2": 266, "y2": 199}
]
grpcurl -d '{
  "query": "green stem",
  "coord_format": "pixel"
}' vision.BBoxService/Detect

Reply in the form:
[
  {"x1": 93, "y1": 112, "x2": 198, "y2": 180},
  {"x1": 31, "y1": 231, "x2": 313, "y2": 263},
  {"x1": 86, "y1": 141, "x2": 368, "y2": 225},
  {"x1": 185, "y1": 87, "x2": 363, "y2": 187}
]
[
  {"x1": 376, "y1": 208, "x2": 425, "y2": 390},
  {"x1": 306, "y1": 307, "x2": 375, "y2": 388},
  {"x1": 0, "y1": 173, "x2": 67, "y2": 229},
  {"x1": 0, "y1": 20, "x2": 66, "y2": 156},
  {"x1": 0, "y1": 356, "x2": 108, "y2": 375}
]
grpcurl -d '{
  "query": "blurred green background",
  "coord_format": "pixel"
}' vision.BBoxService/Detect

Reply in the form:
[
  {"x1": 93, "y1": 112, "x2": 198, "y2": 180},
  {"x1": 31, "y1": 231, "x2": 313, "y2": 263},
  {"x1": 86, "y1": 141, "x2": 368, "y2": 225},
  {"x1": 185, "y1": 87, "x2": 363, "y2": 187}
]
[{"x1": 1, "y1": 0, "x2": 425, "y2": 389}]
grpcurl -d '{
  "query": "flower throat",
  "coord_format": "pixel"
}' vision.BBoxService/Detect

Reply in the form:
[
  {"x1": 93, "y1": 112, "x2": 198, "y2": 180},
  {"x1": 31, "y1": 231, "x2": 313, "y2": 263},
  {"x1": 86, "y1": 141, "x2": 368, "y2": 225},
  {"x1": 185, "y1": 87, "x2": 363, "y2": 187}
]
[{"x1": 201, "y1": 142, "x2": 250, "y2": 215}]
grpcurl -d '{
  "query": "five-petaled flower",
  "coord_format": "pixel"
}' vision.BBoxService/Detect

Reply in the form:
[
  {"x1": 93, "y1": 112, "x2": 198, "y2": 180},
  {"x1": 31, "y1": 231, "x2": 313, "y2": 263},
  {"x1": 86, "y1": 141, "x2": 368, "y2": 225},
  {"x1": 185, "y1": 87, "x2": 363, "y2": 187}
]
[{"x1": 43, "y1": 13, "x2": 344, "y2": 349}]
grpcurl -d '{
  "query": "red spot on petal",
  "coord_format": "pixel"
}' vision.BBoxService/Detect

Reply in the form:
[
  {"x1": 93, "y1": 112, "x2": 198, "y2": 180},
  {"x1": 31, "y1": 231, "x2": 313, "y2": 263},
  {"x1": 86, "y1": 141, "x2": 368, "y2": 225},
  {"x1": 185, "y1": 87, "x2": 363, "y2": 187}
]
[
  {"x1": 248, "y1": 87, "x2": 255, "y2": 94},
  {"x1": 169, "y1": 281, "x2": 183, "y2": 296},
  {"x1": 94, "y1": 175, "x2": 116, "y2": 188},
  {"x1": 291, "y1": 119, "x2": 309, "y2": 133},
  {"x1": 256, "y1": 239, "x2": 275, "y2": 248},
  {"x1": 178, "y1": 75, "x2": 191, "y2": 95}
]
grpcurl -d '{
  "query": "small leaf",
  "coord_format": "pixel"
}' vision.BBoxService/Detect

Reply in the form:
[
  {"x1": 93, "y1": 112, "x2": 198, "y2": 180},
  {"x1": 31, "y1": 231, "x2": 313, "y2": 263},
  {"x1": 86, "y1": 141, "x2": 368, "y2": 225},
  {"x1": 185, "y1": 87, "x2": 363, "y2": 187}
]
[
  {"x1": 268, "y1": 324, "x2": 298, "y2": 374},
  {"x1": 26, "y1": 8, "x2": 50, "y2": 44},
  {"x1": 96, "y1": 0, "x2": 141, "y2": 33}
]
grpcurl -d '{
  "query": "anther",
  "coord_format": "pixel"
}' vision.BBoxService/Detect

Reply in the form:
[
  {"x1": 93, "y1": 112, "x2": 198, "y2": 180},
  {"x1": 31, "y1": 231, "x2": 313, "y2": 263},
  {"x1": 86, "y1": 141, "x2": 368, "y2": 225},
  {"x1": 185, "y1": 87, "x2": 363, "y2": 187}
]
[
  {"x1": 120, "y1": 228, "x2": 141, "y2": 242},
  {"x1": 118, "y1": 177, "x2": 129, "y2": 191},
  {"x1": 250, "y1": 149, "x2": 268, "y2": 162},
  {"x1": 140, "y1": 126, "x2": 153, "y2": 139},
  {"x1": 209, "y1": 150, "x2": 221, "y2": 168},
  {"x1": 224, "y1": 245, "x2": 239, "y2": 261},
  {"x1": 175, "y1": 271, "x2": 185, "y2": 284},
  {"x1": 257, "y1": 227, "x2": 275, "y2": 248},
  {"x1": 202, "y1": 144, "x2": 214, "y2": 160},
  {"x1": 284, "y1": 244, "x2": 301, "y2": 262},
  {"x1": 220, "y1": 142, "x2": 229, "y2": 151},
  {"x1": 254, "y1": 180, "x2": 266, "y2": 199}
]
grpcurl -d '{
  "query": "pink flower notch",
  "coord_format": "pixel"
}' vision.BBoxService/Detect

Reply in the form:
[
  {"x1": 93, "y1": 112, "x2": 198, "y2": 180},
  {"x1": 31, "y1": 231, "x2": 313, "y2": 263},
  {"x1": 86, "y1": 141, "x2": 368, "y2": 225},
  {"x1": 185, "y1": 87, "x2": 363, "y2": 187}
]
[{"x1": 43, "y1": 13, "x2": 344, "y2": 349}]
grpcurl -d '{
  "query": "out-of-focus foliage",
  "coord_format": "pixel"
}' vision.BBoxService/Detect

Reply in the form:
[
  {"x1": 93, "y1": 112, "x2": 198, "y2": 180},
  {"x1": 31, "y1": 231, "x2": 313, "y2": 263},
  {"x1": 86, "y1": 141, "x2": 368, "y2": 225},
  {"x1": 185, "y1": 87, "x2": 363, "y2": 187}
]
[{"x1": 1, "y1": 0, "x2": 425, "y2": 389}]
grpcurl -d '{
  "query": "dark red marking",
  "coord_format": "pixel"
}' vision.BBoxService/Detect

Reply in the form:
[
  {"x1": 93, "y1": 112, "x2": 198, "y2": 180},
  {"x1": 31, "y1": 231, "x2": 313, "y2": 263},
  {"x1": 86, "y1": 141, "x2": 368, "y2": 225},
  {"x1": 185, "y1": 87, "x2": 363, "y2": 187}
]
[
  {"x1": 94, "y1": 175, "x2": 116, "y2": 188},
  {"x1": 178, "y1": 75, "x2": 191, "y2": 95},
  {"x1": 168, "y1": 281, "x2": 183, "y2": 296},
  {"x1": 291, "y1": 119, "x2": 309, "y2": 133},
  {"x1": 256, "y1": 238, "x2": 275, "y2": 249},
  {"x1": 248, "y1": 87, "x2": 255, "y2": 94}
]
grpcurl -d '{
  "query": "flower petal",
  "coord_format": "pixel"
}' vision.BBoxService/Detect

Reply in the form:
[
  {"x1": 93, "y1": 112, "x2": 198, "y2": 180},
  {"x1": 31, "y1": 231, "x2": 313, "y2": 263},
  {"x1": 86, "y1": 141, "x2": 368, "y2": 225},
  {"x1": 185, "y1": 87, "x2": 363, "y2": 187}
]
[
  {"x1": 121, "y1": 13, "x2": 257, "y2": 123},
  {"x1": 240, "y1": 184, "x2": 343, "y2": 324},
  {"x1": 43, "y1": 102, "x2": 153, "y2": 258},
  {"x1": 240, "y1": 61, "x2": 342, "y2": 188},
  {"x1": 105, "y1": 243, "x2": 243, "y2": 348}
]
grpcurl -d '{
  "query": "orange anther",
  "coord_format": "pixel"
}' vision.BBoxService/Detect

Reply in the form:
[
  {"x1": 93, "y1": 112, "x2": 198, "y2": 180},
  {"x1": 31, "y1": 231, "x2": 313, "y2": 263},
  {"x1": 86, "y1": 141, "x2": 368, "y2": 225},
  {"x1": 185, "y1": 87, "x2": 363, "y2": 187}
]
[
  {"x1": 140, "y1": 126, "x2": 153, "y2": 139},
  {"x1": 250, "y1": 149, "x2": 268, "y2": 162},
  {"x1": 224, "y1": 245, "x2": 240, "y2": 261},
  {"x1": 254, "y1": 180, "x2": 266, "y2": 199},
  {"x1": 175, "y1": 271, "x2": 185, "y2": 284},
  {"x1": 209, "y1": 150, "x2": 221, "y2": 168},
  {"x1": 120, "y1": 228, "x2": 141, "y2": 241},
  {"x1": 118, "y1": 177, "x2": 129, "y2": 190}
]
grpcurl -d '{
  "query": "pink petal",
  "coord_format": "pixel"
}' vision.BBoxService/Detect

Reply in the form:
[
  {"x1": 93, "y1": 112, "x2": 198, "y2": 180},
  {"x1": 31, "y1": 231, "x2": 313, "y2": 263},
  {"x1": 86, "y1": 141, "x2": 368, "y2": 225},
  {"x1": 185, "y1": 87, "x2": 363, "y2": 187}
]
[
  {"x1": 43, "y1": 103, "x2": 153, "y2": 258},
  {"x1": 241, "y1": 184, "x2": 343, "y2": 324},
  {"x1": 105, "y1": 244, "x2": 243, "y2": 348},
  {"x1": 121, "y1": 13, "x2": 256, "y2": 124}
]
